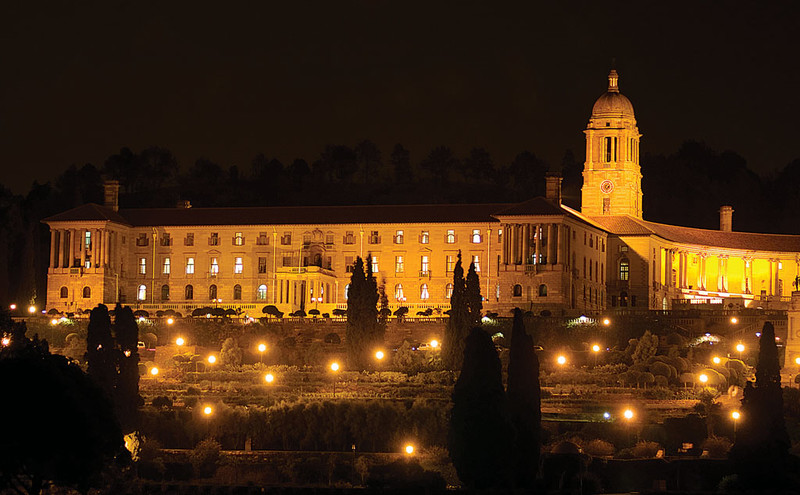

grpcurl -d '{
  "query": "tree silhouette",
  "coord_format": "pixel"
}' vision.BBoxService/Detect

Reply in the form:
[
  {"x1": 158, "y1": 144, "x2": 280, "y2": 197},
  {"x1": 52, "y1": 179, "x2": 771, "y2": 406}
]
[
  {"x1": 729, "y1": 321, "x2": 795, "y2": 490},
  {"x1": 86, "y1": 304, "x2": 116, "y2": 399},
  {"x1": 420, "y1": 146, "x2": 458, "y2": 187},
  {"x1": 390, "y1": 144, "x2": 412, "y2": 183},
  {"x1": 465, "y1": 260, "x2": 482, "y2": 327},
  {"x1": 113, "y1": 305, "x2": 141, "y2": 433},
  {"x1": 448, "y1": 327, "x2": 513, "y2": 489},
  {"x1": 507, "y1": 308, "x2": 541, "y2": 488},
  {"x1": 443, "y1": 251, "x2": 469, "y2": 369},
  {"x1": 345, "y1": 256, "x2": 382, "y2": 370},
  {"x1": 0, "y1": 322, "x2": 124, "y2": 493}
]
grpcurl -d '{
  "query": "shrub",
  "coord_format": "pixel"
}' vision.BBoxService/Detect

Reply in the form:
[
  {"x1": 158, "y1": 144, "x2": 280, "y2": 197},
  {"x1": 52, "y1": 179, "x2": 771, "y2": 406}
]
[
  {"x1": 644, "y1": 386, "x2": 674, "y2": 400},
  {"x1": 220, "y1": 337, "x2": 243, "y2": 368},
  {"x1": 583, "y1": 439, "x2": 615, "y2": 457},
  {"x1": 701, "y1": 435, "x2": 732, "y2": 458},
  {"x1": 366, "y1": 459, "x2": 446, "y2": 490},
  {"x1": 631, "y1": 441, "x2": 661, "y2": 458},
  {"x1": 189, "y1": 438, "x2": 221, "y2": 477},
  {"x1": 138, "y1": 437, "x2": 166, "y2": 480},
  {"x1": 152, "y1": 396, "x2": 173, "y2": 409}
]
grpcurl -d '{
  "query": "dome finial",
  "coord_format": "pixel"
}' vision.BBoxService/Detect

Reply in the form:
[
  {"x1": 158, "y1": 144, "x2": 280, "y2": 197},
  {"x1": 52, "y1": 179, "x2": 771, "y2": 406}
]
[{"x1": 608, "y1": 69, "x2": 619, "y2": 93}]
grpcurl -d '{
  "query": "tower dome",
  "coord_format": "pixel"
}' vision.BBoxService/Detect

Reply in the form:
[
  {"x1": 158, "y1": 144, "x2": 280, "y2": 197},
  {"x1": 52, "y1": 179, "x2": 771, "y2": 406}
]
[{"x1": 591, "y1": 69, "x2": 635, "y2": 118}]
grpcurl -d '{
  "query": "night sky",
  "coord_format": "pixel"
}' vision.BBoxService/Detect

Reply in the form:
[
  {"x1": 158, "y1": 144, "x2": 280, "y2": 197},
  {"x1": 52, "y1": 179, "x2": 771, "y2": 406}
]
[{"x1": 1, "y1": 1, "x2": 798, "y2": 194}]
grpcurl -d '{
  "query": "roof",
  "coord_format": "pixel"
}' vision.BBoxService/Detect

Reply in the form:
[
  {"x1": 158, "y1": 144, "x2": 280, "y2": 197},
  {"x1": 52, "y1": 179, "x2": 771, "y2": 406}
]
[
  {"x1": 115, "y1": 202, "x2": 510, "y2": 227},
  {"x1": 592, "y1": 215, "x2": 800, "y2": 253},
  {"x1": 42, "y1": 204, "x2": 130, "y2": 225},
  {"x1": 492, "y1": 197, "x2": 566, "y2": 216}
]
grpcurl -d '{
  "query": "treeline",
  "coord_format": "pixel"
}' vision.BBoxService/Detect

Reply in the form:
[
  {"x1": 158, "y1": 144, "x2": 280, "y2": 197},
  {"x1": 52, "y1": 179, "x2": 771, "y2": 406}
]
[{"x1": 1, "y1": 139, "x2": 799, "y2": 307}]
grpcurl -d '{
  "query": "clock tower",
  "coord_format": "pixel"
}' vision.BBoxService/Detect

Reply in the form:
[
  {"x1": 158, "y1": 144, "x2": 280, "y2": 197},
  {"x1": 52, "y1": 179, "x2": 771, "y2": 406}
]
[{"x1": 581, "y1": 70, "x2": 643, "y2": 218}]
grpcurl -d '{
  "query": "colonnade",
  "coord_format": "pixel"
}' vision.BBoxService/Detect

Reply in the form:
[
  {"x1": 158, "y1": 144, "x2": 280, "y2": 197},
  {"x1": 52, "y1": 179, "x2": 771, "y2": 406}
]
[
  {"x1": 502, "y1": 223, "x2": 568, "y2": 266},
  {"x1": 49, "y1": 228, "x2": 117, "y2": 272}
]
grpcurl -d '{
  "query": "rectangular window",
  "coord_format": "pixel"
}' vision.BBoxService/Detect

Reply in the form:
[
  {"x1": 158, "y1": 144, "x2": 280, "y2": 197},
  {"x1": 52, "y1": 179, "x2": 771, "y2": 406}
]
[
  {"x1": 257, "y1": 232, "x2": 268, "y2": 245},
  {"x1": 136, "y1": 233, "x2": 148, "y2": 247},
  {"x1": 369, "y1": 231, "x2": 380, "y2": 244},
  {"x1": 139, "y1": 257, "x2": 146, "y2": 275},
  {"x1": 371, "y1": 256, "x2": 378, "y2": 273},
  {"x1": 472, "y1": 229, "x2": 482, "y2": 243},
  {"x1": 420, "y1": 231, "x2": 429, "y2": 244},
  {"x1": 472, "y1": 255, "x2": 480, "y2": 272},
  {"x1": 302, "y1": 233, "x2": 311, "y2": 245},
  {"x1": 446, "y1": 229, "x2": 456, "y2": 243},
  {"x1": 394, "y1": 230, "x2": 404, "y2": 244},
  {"x1": 234, "y1": 257, "x2": 243, "y2": 274},
  {"x1": 345, "y1": 256, "x2": 354, "y2": 273},
  {"x1": 421, "y1": 255, "x2": 429, "y2": 275},
  {"x1": 325, "y1": 233, "x2": 334, "y2": 245},
  {"x1": 163, "y1": 257, "x2": 170, "y2": 275},
  {"x1": 209, "y1": 233, "x2": 219, "y2": 246},
  {"x1": 186, "y1": 257, "x2": 195, "y2": 274},
  {"x1": 84, "y1": 231, "x2": 92, "y2": 249},
  {"x1": 344, "y1": 231, "x2": 355, "y2": 244},
  {"x1": 605, "y1": 136, "x2": 612, "y2": 162},
  {"x1": 258, "y1": 257, "x2": 267, "y2": 274},
  {"x1": 233, "y1": 232, "x2": 244, "y2": 246},
  {"x1": 160, "y1": 233, "x2": 171, "y2": 246},
  {"x1": 282, "y1": 256, "x2": 293, "y2": 267},
  {"x1": 210, "y1": 258, "x2": 219, "y2": 274},
  {"x1": 281, "y1": 232, "x2": 291, "y2": 245},
  {"x1": 446, "y1": 255, "x2": 455, "y2": 272},
  {"x1": 498, "y1": 229, "x2": 503, "y2": 243},
  {"x1": 185, "y1": 233, "x2": 194, "y2": 246},
  {"x1": 603, "y1": 197, "x2": 610, "y2": 214},
  {"x1": 395, "y1": 255, "x2": 404, "y2": 273}
]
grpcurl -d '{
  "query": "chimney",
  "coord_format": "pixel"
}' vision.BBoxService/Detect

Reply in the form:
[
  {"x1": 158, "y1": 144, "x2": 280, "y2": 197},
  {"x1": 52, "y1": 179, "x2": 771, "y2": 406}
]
[
  {"x1": 103, "y1": 180, "x2": 120, "y2": 212},
  {"x1": 719, "y1": 205, "x2": 734, "y2": 232},
  {"x1": 177, "y1": 200, "x2": 192, "y2": 209},
  {"x1": 545, "y1": 173, "x2": 562, "y2": 204}
]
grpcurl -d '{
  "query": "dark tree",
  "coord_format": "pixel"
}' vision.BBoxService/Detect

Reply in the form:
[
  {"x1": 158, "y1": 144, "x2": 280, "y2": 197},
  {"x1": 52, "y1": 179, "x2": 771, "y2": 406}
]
[
  {"x1": 465, "y1": 260, "x2": 482, "y2": 327},
  {"x1": 114, "y1": 305, "x2": 141, "y2": 433},
  {"x1": 507, "y1": 308, "x2": 541, "y2": 488},
  {"x1": 448, "y1": 327, "x2": 513, "y2": 489},
  {"x1": 0, "y1": 322, "x2": 124, "y2": 494},
  {"x1": 86, "y1": 304, "x2": 116, "y2": 399},
  {"x1": 420, "y1": 146, "x2": 458, "y2": 186},
  {"x1": 460, "y1": 147, "x2": 493, "y2": 183},
  {"x1": 390, "y1": 144, "x2": 412, "y2": 183},
  {"x1": 378, "y1": 284, "x2": 390, "y2": 330},
  {"x1": 444, "y1": 251, "x2": 469, "y2": 369},
  {"x1": 729, "y1": 321, "x2": 794, "y2": 490},
  {"x1": 355, "y1": 139, "x2": 382, "y2": 184},
  {"x1": 345, "y1": 256, "x2": 382, "y2": 370},
  {"x1": 287, "y1": 158, "x2": 310, "y2": 188}
]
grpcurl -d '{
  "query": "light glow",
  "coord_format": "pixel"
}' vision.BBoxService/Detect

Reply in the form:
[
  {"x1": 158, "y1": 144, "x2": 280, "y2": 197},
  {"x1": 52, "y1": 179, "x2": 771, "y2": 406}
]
[
  {"x1": 592, "y1": 344, "x2": 601, "y2": 353},
  {"x1": 166, "y1": 317, "x2": 174, "y2": 325},
  {"x1": 731, "y1": 411, "x2": 740, "y2": 420},
  {"x1": 27, "y1": 305, "x2": 36, "y2": 314},
  {"x1": 430, "y1": 339, "x2": 439, "y2": 349},
  {"x1": 175, "y1": 337, "x2": 185, "y2": 346},
  {"x1": 258, "y1": 343, "x2": 267, "y2": 353},
  {"x1": 150, "y1": 367, "x2": 159, "y2": 376},
  {"x1": 699, "y1": 373, "x2": 709, "y2": 384},
  {"x1": 405, "y1": 444, "x2": 415, "y2": 455},
  {"x1": 265, "y1": 373, "x2": 274, "y2": 383},
  {"x1": 330, "y1": 362, "x2": 340, "y2": 372},
  {"x1": 712, "y1": 356, "x2": 721, "y2": 364},
  {"x1": 203, "y1": 406, "x2": 213, "y2": 415},
  {"x1": 375, "y1": 350, "x2": 384, "y2": 360},
  {"x1": 208, "y1": 355, "x2": 217, "y2": 364},
  {"x1": 623, "y1": 409, "x2": 634, "y2": 420},
  {"x1": 736, "y1": 343, "x2": 745, "y2": 353},
  {"x1": 556, "y1": 355, "x2": 567, "y2": 365},
  {"x1": 602, "y1": 318, "x2": 610, "y2": 326}
]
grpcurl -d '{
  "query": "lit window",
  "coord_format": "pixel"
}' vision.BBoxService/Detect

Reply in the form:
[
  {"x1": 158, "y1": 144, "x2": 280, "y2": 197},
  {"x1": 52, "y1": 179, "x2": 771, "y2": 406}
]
[
  {"x1": 160, "y1": 233, "x2": 171, "y2": 246},
  {"x1": 344, "y1": 231, "x2": 355, "y2": 244},
  {"x1": 234, "y1": 232, "x2": 244, "y2": 246},
  {"x1": 369, "y1": 231, "x2": 380, "y2": 244},
  {"x1": 185, "y1": 285, "x2": 193, "y2": 300},
  {"x1": 163, "y1": 257, "x2": 171, "y2": 275},
  {"x1": 395, "y1": 255, "x2": 404, "y2": 273},
  {"x1": 234, "y1": 257, "x2": 243, "y2": 274},
  {"x1": 371, "y1": 256, "x2": 378, "y2": 273},
  {"x1": 446, "y1": 283, "x2": 453, "y2": 299},
  {"x1": 281, "y1": 232, "x2": 291, "y2": 245},
  {"x1": 233, "y1": 284, "x2": 242, "y2": 300},
  {"x1": 395, "y1": 230, "x2": 404, "y2": 244},
  {"x1": 209, "y1": 233, "x2": 219, "y2": 246},
  {"x1": 84, "y1": 231, "x2": 92, "y2": 249},
  {"x1": 257, "y1": 232, "x2": 268, "y2": 245},
  {"x1": 395, "y1": 284, "x2": 404, "y2": 301},
  {"x1": 185, "y1": 233, "x2": 194, "y2": 246},
  {"x1": 420, "y1": 231, "x2": 429, "y2": 244},
  {"x1": 210, "y1": 258, "x2": 219, "y2": 275},
  {"x1": 446, "y1": 255, "x2": 455, "y2": 272},
  {"x1": 472, "y1": 229, "x2": 481, "y2": 243},
  {"x1": 258, "y1": 257, "x2": 267, "y2": 274},
  {"x1": 446, "y1": 230, "x2": 455, "y2": 243},
  {"x1": 421, "y1": 255, "x2": 429, "y2": 274},
  {"x1": 345, "y1": 256, "x2": 354, "y2": 273},
  {"x1": 137, "y1": 284, "x2": 147, "y2": 301},
  {"x1": 420, "y1": 283, "x2": 429, "y2": 300},
  {"x1": 345, "y1": 284, "x2": 350, "y2": 300},
  {"x1": 472, "y1": 255, "x2": 480, "y2": 272},
  {"x1": 257, "y1": 284, "x2": 267, "y2": 300},
  {"x1": 619, "y1": 258, "x2": 630, "y2": 281},
  {"x1": 139, "y1": 258, "x2": 147, "y2": 275},
  {"x1": 161, "y1": 284, "x2": 170, "y2": 301},
  {"x1": 186, "y1": 257, "x2": 195, "y2": 274}
]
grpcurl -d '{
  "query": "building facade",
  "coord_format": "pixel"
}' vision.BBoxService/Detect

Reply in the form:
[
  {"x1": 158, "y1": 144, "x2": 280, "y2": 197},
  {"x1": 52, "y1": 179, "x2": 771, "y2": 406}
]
[{"x1": 43, "y1": 71, "x2": 800, "y2": 317}]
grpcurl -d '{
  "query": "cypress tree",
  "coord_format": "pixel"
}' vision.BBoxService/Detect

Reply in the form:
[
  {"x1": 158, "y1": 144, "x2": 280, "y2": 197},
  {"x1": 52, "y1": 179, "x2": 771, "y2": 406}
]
[
  {"x1": 729, "y1": 321, "x2": 794, "y2": 490},
  {"x1": 113, "y1": 305, "x2": 141, "y2": 433},
  {"x1": 507, "y1": 308, "x2": 541, "y2": 488},
  {"x1": 465, "y1": 260, "x2": 482, "y2": 327},
  {"x1": 85, "y1": 304, "x2": 115, "y2": 399},
  {"x1": 448, "y1": 327, "x2": 513, "y2": 489},
  {"x1": 345, "y1": 256, "x2": 382, "y2": 370},
  {"x1": 365, "y1": 254, "x2": 382, "y2": 349},
  {"x1": 444, "y1": 251, "x2": 469, "y2": 369}
]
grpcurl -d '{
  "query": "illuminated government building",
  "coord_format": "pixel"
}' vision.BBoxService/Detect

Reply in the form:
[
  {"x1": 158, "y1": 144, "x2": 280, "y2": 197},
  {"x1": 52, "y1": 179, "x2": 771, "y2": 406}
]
[{"x1": 43, "y1": 71, "x2": 800, "y2": 319}]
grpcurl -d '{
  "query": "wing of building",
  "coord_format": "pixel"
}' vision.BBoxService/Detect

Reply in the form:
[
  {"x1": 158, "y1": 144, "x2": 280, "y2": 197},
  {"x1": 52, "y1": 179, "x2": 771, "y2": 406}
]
[{"x1": 42, "y1": 71, "x2": 800, "y2": 316}]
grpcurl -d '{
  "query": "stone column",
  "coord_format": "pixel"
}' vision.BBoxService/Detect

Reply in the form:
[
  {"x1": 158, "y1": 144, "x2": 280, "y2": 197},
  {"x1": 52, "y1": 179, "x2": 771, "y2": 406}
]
[
  {"x1": 522, "y1": 224, "x2": 530, "y2": 265},
  {"x1": 49, "y1": 230, "x2": 56, "y2": 269},
  {"x1": 57, "y1": 230, "x2": 65, "y2": 269},
  {"x1": 556, "y1": 224, "x2": 562, "y2": 265},
  {"x1": 547, "y1": 224, "x2": 555, "y2": 264},
  {"x1": 533, "y1": 225, "x2": 540, "y2": 265},
  {"x1": 769, "y1": 260, "x2": 775, "y2": 296},
  {"x1": 103, "y1": 229, "x2": 110, "y2": 267}
]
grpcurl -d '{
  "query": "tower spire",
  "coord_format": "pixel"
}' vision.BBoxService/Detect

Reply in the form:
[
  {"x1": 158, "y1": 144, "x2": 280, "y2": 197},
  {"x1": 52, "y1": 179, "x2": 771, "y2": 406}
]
[{"x1": 607, "y1": 69, "x2": 619, "y2": 93}]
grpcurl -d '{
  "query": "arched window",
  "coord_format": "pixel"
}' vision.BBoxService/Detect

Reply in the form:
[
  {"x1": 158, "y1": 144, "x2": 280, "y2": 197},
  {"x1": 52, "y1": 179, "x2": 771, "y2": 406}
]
[
  {"x1": 60, "y1": 286, "x2": 68, "y2": 299},
  {"x1": 257, "y1": 284, "x2": 267, "y2": 301},
  {"x1": 209, "y1": 284, "x2": 218, "y2": 300},
  {"x1": 513, "y1": 284, "x2": 523, "y2": 297},
  {"x1": 395, "y1": 284, "x2": 404, "y2": 301},
  {"x1": 619, "y1": 258, "x2": 630, "y2": 281},
  {"x1": 538, "y1": 284, "x2": 547, "y2": 297},
  {"x1": 185, "y1": 285, "x2": 194, "y2": 300},
  {"x1": 137, "y1": 284, "x2": 147, "y2": 301},
  {"x1": 420, "y1": 283, "x2": 429, "y2": 300},
  {"x1": 233, "y1": 284, "x2": 242, "y2": 300},
  {"x1": 82, "y1": 286, "x2": 91, "y2": 298},
  {"x1": 161, "y1": 284, "x2": 169, "y2": 301}
]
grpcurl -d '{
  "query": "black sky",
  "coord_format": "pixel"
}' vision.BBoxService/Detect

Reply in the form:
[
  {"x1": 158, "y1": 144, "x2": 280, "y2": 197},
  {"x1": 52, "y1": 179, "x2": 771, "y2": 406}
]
[{"x1": 1, "y1": 1, "x2": 798, "y2": 194}]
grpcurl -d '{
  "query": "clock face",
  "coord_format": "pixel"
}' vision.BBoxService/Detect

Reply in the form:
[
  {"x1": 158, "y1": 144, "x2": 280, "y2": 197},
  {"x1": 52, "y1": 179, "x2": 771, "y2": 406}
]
[{"x1": 600, "y1": 180, "x2": 615, "y2": 194}]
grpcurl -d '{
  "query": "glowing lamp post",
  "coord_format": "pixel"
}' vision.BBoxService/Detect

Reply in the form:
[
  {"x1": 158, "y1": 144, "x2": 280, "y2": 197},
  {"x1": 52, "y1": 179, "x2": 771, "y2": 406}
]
[
  {"x1": 591, "y1": 344, "x2": 601, "y2": 367},
  {"x1": 9, "y1": 304, "x2": 16, "y2": 311},
  {"x1": 731, "y1": 410, "x2": 740, "y2": 441},
  {"x1": 166, "y1": 317, "x2": 174, "y2": 325},
  {"x1": 730, "y1": 317, "x2": 738, "y2": 324},
  {"x1": 175, "y1": 337, "x2": 185, "y2": 347},
  {"x1": 1, "y1": 337, "x2": 10, "y2": 347},
  {"x1": 556, "y1": 355, "x2": 567, "y2": 366},
  {"x1": 698, "y1": 373, "x2": 709, "y2": 386},
  {"x1": 712, "y1": 356, "x2": 721, "y2": 365},
  {"x1": 207, "y1": 355, "x2": 217, "y2": 391},
  {"x1": 375, "y1": 350, "x2": 384, "y2": 361},
  {"x1": 430, "y1": 340, "x2": 439, "y2": 349},
  {"x1": 265, "y1": 373, "x2": 274, "y2": 383},
  {"x1": 258, "y1": 343, "x2": 267, "y2": 363},
  {"x1": 330, "y1": 362, "x2": 340, "y2": 398},
  {"x1": 404, "y1": 444, "x2": 415, "y2": 455},
  {"x1": 150, "y1": 367, "x2": 159, "y2": 376},
  {"x1": 27, "y1": 305, "x2": 36, "y2": 315},
  {"x1": 602, "y1": 318, "x2": 611, "y2": 326}
]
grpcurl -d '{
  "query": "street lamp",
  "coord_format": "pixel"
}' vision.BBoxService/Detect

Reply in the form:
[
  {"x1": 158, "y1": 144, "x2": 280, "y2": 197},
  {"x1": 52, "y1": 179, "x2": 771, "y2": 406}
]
[
  {"x1": 404, "y1": 444, "x2": 415, "y2": 455},
  {"x1": 27, "y1": 305, "x2": 36, "y2": 314},
  {"x1": 258, "y1": 343, "x2": 267, "y2": 363},
  {"x1": 730, "y1": 317, "x2": 738, "y2": 324},
  {"x1": 591, "y1": 344, "x2": 601, "y2": 367},
  {"x1": 265, "y1": 373, "x2": 274, "y2": 383},
  {"x1": 2, "y1": 337, "x2": 10, "y2": 347},
  {"x1": 166, "y1": 317, "x2": 174, "y2": 325},
  {"x1": 330, "y1": 362, "x2": 340, "y2": 398},
  {"x1": 375, "y1": 350, "x2": 385, "y2": 361},
  {"x1": 712, "y1": 356, "x2": 721, "y2": 365},
  {"x1": 9, "y1": 304, "x2": 16, "y2": 311},
  {"x1": 176, "y1": 337, "x2": 185, "y2": 346},
  {"x1": 430, "y1": 339, "x2": 439, "y2": 349},
  {"x1": 203, "y1": 405, "x2": 213, "y2": 416},
  {"x1": 207, "y1": 355, "x2": 217, "y2": 390},
  {"x1": 556, "y1": 355, "x2": 567, "y2": 366},
  {"x1": 602, "y1": 318, "x2": 611, "y2": 326},
  {"x1": 150, "y1": 367, "x2": 159, "y2": 376},
  {"x1": 736, "y1": 343, "x2": 745, "y2": 360},
  {"x1": 731, "y1": 410, "x2": 740, "y2": 441}
]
